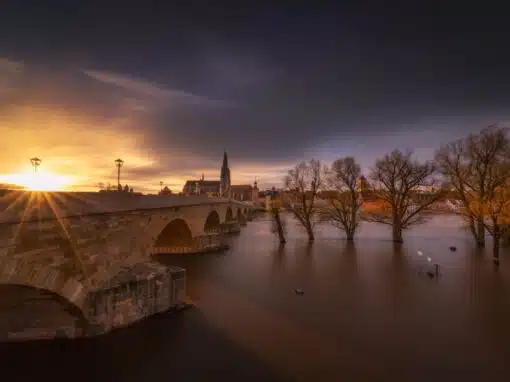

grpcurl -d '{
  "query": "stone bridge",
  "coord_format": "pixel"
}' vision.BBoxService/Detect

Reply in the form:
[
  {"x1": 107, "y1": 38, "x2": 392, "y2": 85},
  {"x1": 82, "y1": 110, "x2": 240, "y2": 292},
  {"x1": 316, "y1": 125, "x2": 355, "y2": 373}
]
[{"x1": 0, "y1": 191, "x2": 255, "y2": 339}]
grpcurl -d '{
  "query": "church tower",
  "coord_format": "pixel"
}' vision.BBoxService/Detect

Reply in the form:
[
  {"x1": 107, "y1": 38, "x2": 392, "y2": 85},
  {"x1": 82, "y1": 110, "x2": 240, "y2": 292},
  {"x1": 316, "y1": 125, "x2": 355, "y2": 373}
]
[
  {"x1": 220, "y1": 151, "x2": 231, "y2": 197},
  {"x1": 252, "y1": 177, "x2": 259, "y2": 202}
]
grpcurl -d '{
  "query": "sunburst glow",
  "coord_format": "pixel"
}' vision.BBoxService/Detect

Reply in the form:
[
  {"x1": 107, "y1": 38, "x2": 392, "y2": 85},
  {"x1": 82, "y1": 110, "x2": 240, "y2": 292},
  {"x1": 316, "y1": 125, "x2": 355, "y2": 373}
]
[{"x1": 0, "y1": 171, "x2": 76, "y2": 191}]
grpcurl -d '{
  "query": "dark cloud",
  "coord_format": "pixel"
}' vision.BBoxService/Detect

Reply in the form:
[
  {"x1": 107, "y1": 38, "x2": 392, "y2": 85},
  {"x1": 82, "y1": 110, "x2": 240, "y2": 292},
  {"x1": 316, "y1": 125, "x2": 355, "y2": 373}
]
[{"x1": 2, "y1": 1, "x2": 510, "y2": 191}]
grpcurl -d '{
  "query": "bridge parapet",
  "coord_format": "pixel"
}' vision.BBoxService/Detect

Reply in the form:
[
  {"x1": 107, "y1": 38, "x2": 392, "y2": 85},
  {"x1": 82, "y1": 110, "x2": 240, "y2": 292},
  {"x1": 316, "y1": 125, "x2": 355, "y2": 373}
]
[{"x1": 0, "y1": 191, "x2": 253, "y2": 224}]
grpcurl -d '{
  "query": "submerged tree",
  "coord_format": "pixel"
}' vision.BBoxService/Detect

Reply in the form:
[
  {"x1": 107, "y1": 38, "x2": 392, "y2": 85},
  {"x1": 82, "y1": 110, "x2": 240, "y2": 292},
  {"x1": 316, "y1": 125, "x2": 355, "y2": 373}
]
[
  {"x1": 436, "y1": 125, "x2": 510, "y2": 253},
  {"x1": 269, "y1": 187, "x2": 286, "y2": 244},
  {"x1": 283, "y1": 159, "x2": 326, "y2": 241},
  {"x1": 362, "y1": 150, "x2": 444, "y2": 243},
  {"x1": 484, "y1": 186, "x2": 510, "y2": 264},
  {"x1": 320, "y1": 157, "x2": 363, "y2": 240}
]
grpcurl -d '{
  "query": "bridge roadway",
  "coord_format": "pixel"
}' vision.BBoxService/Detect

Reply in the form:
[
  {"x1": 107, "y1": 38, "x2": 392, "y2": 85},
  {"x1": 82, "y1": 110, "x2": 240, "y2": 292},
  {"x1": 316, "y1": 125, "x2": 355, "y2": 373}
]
[{"x1": 0, "y1": 191, "x2": 255, "y2": 339}]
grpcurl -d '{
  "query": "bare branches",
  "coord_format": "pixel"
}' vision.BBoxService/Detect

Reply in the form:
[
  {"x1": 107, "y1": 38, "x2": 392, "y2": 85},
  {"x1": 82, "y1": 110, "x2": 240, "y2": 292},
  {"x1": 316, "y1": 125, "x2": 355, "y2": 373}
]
[
  {"x1": 436, "y1": 124, "x2": 510, "y2": 250},
  {"x1": 362, "y1": 150, "x2": 443, "y2": 242},
  {"x1": 320, "y1": 157, "x2": 363, "y2": 240},
  {"x1": 283, "y1": 159, "x2": 326, "y2": 240}
]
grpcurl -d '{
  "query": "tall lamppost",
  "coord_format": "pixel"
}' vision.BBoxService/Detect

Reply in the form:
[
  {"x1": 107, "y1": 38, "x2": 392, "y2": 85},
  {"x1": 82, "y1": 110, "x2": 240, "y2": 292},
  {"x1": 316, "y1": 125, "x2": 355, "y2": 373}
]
[
  {"x1": 30, "y1": 157, "x2": 42, "y2": 173},
  {"x1": 160, "y1": 181, "x2": 163, "y2": 192},
  {"x1": 114, "y1": 158, "x2": 124, "y2": 191}
]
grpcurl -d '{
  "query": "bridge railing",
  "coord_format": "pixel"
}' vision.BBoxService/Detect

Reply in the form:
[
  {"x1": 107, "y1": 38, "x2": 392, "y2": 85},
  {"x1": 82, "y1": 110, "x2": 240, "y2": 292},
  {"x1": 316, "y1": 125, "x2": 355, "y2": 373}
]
[{"x1": 151, "y1": 246, "x2": 195, "y2": 254}]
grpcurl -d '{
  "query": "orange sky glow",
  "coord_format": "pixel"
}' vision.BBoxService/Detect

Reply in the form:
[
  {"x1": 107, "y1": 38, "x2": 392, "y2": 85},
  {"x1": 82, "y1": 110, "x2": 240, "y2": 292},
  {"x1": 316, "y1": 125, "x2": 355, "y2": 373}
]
[{"x1": 0, "y1": 106, "x2": 287, "y2": 193}]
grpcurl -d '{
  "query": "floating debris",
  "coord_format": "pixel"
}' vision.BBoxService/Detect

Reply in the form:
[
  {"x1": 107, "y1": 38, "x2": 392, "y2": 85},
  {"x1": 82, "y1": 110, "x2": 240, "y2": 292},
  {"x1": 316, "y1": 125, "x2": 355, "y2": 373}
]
[
  {"x1": 449, "y1": 246, "x2": 457, "y2": 252},
  {"x1": 418, "y1": 263, "x2": 440, "y2": 279},
  {"x1": 427, "y1": 257, "x2": 432, "y2": 262},
  {"x1": 417, "y1": 250, "x2": 423, "y2": 256},
  {"x1": 294, "y1": 288, "x2": 304, "y2": 295}
]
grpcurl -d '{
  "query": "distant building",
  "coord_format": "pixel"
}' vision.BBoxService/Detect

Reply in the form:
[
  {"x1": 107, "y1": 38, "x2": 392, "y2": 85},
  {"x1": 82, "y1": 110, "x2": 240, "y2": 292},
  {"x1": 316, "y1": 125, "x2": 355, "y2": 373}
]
[
  {"x1": 231, "y1": 184, "x2": 253, "y2": 201},
  {"x1": 183, "y1": 174, "x2": 221, "y2": 196},
  {"x1": 252, "y1": 179, "x2": 259, "y2": 201},
  {"x1": 182, "y1": 151, "x2": 258, "y2": 202},
  {"x1": 356, "y1": 175, "x2": 370, "y2": 193}
]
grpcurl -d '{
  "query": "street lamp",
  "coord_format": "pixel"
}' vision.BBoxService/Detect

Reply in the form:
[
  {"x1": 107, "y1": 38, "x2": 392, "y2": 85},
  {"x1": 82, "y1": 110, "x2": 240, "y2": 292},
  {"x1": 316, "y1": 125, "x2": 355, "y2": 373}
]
[
  {"x1": 114, "y1": 158, "x2": 124, "y2": 191},
  {"x1": 160, "y1": 181, "x2": 163, "y2": 191},
  {"x1": 30, "y1": 157, "x2": 42, "y2": 173}
]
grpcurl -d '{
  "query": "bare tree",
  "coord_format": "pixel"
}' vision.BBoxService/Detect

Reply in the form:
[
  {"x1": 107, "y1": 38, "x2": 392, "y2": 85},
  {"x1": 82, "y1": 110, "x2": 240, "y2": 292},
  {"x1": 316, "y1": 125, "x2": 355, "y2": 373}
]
[
  {"x1": 484, "y1": 185, "x2": 510, "y2": 264},
  {"x1": 362, "y1": 150, "x2": 444, "y2": 243},
  {"x1": 436, "y1": 125, "x2": 510, "y2": 249},
  {"x1": 283, "y1": 159, "x2": 326, "y2": 241},
  {"x1": 320, "y1": 157, "x2": 363, "y2": 240},
  {"x1": 269, "y1": 187, "x2": 286, "y2": 244}
]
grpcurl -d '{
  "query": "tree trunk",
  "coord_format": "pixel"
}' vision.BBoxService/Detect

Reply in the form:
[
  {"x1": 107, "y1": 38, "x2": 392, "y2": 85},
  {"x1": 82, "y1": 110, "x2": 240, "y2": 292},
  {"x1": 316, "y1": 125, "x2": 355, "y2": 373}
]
[
  {"x1": 346, "y1": 231, "x2": 354, "y2": 241},
  {"x1": 392, "y1": 223, "x2": 403, "y2": 243},
  {"x1": 476, "y1": 218, "x2": 485, "y2": 248},
  {"x1": 493, "y1": 232, "x2": 500, "y2": 266},
  {"x1": 272, "y1": 208, "x2": 286, "y2": 244},
  {"x1": 306, "y1": 220, "x2": 315, "y2": 241}
]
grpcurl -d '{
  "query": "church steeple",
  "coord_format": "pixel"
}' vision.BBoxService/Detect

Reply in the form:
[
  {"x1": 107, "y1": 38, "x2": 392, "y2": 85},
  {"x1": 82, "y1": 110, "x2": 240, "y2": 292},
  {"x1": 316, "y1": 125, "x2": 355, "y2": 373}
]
[
  {"x1": 222, "y1": 151, "x2": 228, "y2": 169},
  {"x1": 220, "y1": 150, "x2": 231, "y2": 197}
]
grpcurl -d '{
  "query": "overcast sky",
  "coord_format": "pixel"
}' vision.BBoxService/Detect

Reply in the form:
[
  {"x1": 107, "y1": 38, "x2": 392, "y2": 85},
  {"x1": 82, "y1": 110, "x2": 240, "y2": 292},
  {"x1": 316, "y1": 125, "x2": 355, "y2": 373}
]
[{"x1": 1, "y1": 1, "x2": 510, "y2": 192}]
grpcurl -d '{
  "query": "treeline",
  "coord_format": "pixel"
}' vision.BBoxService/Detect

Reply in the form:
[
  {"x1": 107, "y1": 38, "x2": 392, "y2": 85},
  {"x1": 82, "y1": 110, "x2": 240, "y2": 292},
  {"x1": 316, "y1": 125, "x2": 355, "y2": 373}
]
[
  {"x1": 97, "y1": 182, "x2": 134, "y2": 193},
  {"x1": 273, "y1": 125, "x2": 510, "y2": 265}
]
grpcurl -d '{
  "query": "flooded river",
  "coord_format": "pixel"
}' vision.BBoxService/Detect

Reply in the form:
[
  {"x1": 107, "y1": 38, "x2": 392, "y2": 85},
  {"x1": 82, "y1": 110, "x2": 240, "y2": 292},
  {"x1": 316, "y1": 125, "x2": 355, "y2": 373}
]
[{"x1": 1, "y1": 213, "x2": 510, "y2": 381}]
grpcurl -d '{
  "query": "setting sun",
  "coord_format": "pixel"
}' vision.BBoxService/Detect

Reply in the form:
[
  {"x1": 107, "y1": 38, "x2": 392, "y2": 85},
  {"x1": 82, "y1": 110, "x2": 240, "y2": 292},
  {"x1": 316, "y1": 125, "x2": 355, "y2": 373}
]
[{"x1": 0, "y1": 171, "x2": 76, "y2": 191}]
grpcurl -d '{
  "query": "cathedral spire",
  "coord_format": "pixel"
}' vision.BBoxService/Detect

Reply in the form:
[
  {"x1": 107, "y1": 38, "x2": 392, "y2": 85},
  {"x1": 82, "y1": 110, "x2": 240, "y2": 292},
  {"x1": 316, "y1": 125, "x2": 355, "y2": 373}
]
[
  {"x1": 222, "y1": 150, "x2": 228, "y2": 169},
  {"x1": 220, "y1": 150, "x2": 231, "y2": 197}
]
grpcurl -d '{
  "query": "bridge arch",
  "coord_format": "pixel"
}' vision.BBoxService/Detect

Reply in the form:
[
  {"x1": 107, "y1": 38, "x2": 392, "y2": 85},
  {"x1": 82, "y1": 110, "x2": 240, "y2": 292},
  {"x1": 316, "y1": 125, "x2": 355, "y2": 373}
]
[
  {"x1": 225, "y1": 206, "x2": 234, "y2": 222},
  {"x1": 0, "y1": 258, "x2": 88, "y2": 319},
  {"x1": 204, "y1": 210, "x2": 221, "y2": 232},
  {"x1": 0, "y1": 283, "x2": 89, "y2": 337},
  {"x1": 154, "y1": 218, "x2": 193, "y2": 247}
]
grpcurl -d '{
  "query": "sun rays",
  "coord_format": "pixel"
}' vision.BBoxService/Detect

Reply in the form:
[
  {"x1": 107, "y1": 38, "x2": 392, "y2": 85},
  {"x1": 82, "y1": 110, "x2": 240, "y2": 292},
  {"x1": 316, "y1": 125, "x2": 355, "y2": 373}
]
[
  {"x1": 0, "y1": 171, "x2": 76, "y2": 191},
  {"x1": 1, "y1": 190, "x2": 102, "y2": 290}
]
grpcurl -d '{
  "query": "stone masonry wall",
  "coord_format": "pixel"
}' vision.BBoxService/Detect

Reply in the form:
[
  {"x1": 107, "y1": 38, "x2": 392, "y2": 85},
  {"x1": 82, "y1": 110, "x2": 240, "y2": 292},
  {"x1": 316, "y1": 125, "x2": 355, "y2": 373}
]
[{"x1": 85, "y1": 262, "x2": 186, "y2": 336}]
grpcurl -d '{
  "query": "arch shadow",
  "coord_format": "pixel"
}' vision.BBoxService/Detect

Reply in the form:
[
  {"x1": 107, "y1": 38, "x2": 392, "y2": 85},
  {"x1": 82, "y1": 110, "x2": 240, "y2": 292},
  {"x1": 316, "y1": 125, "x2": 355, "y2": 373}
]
[
  {"x1": 0, "y1": 283, "x2": 89, "y2": 331},
  {"x1": 204, "y1": 210, "x2": 221, "y2": 232},
  {"x1": 154, "y1": 218, "x2": 193, "y2": 247},
  {"x1": 0, "y1": 257, "x2": 88, "y2": 317},
  {"x1": 225, "y1": 207, "x2": 233, "y2": 222}
]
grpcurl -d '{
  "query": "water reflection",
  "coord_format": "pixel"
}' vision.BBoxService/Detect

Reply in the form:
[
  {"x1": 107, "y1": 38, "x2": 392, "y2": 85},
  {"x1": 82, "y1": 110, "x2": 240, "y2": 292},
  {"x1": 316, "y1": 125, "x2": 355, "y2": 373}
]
[
  {"x1": 271, "y1": 244, "x2": 286, "y2": 272},
  {"x1": 2, "y1": 212, "x2": 510, "y2": 381},
  {"x1": 294, "y1": 241, "x2": 314, "y2": 289}
]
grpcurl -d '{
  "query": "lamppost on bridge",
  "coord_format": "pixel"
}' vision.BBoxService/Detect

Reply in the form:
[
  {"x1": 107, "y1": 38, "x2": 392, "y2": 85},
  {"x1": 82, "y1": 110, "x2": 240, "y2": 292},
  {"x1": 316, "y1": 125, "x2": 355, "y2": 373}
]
[
  {"x1": 114, "y1": 158, "x2": 124, "y2": 191},
  {"x1": 30, "y1": 157, "x2": 42, "y2": 173}
]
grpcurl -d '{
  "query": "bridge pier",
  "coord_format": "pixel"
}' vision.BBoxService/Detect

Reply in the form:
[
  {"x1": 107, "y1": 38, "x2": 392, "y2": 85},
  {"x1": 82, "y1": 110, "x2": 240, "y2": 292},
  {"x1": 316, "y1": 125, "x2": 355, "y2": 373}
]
[
  {"x1": 152, "y1": 232, "x2": 229, "y2": 255},
  {"x1": 221, "y1": 221, "x2": 241, "y2": 234},
  {"x1": 85, "y1": 262, "x2": 186, "y2": 336}
]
